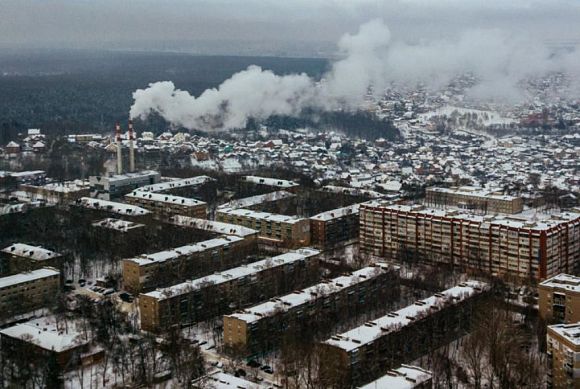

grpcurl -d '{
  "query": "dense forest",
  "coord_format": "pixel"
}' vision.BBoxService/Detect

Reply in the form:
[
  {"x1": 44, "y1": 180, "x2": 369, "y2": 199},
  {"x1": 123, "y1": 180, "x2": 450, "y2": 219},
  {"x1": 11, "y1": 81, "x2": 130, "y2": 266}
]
[{"x1": 0, "y1": 49, "x2": 399, "y2": 143}]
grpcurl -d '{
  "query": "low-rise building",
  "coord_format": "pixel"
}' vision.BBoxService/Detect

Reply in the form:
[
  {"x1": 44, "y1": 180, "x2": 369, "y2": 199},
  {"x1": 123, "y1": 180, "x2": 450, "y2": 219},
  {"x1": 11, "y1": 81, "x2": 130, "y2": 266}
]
[
  {"x1": 358, "y1": 365, "x2": 433, "y2": 389},
  {"x1": 139, "y1": 248, "x2": 320, "y2": 332},
  {"x1": 223, "y1": 263, "x2": 399, "y2": 356},
  {"x1": 547, "y1": 322, "x2": 580, "y2": 388},
  {"x1": 1, "y1": 244, "x2": 65, "y2": 274},
  {"x1": 539, "y1": 274, "x2": 580, "y2": 324},
  {"x1": 310, "y1": 204, "x2": 360, "y2": 249},
  {"x1": 0, "y1": 268, "x2": 60, "y2": 319},
  {"x1": 125, "y1": 190, "x2": 207, "y2": 219},
  {"x1": 318, "y1": 281, "x2": 487, "y2": 387},
  {"x1": 426, "y1": 186, "x2": 524, "y2": 214}
]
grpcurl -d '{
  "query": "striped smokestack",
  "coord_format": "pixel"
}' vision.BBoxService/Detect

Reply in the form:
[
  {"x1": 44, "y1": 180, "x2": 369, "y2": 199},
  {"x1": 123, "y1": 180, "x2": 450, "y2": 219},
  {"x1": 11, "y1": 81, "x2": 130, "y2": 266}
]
[
  {"x1": 115, "y1": 122, "x2": 123, "y2": 175},
  {"x1": 128, "y1": 120, "x2": 136, "y2": 173}
]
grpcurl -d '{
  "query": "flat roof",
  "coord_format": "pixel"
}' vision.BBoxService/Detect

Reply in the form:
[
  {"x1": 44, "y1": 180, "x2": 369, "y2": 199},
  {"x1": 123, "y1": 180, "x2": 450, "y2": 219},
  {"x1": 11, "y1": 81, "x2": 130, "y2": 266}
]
[
  {"x1": 218, "y1": 208, "x2": 306, "y2": 224},
  {"x1": 0, "y1": 268, "x2": 59, "y2": 290},
  {"x1": 137, "y1": 175, "x2": 212, "y2": 192},
  {"x1": 322, "y1": 185, "x2": 384, "y2": 199},
  {"x1": 90, "y1": 170, "x2": 159, "y2": 183},
  {"x1": 242, "y1": 175, "x2": 299, "y2": 188},
  {"x1": 143, "y1": 248, "x2": 319, "y2": 300},
  {"x1": 218, "y1": 190, "x2": 295, "y2": 210},
  {"x1": 126, "y1": 190, "x2": 206, "y2": 207},
  {"x1": 1, "y1": 243, "x2": 61, "y2": 261},
  {"x1": 549, "y1": 323, "x2": 580, "y2": 347},
  {"x1": 92, "y1": 218, "x2": 145, "y2": 232},
  {"x1": 75, "y1": 197, "x2": 151, "y2": 216},
  {"x1": 323, "y1": 280, "x2": 486, "y2": 353},
  {"x1": 168, "y1": 216, "x2": 257, "y2": 237},
  {"x1": 427, "y1": 186, "x2": 521, "y2": 201},
  {"x1": 540, "y1": 274, "x2": 580, "y2": 293},
  {"x1": 311, "y1": 204, "x2": 361, "y2": 222},
  {"x1": 126, "y1": 235, "x2": 245, "y2": 266},
  {"x1": 193, "y1": 371, "x2": 269, "y2": 388},
  {"x1": 227, "y1": 264, "x2": 395, "y2": 324},
  {"x1": 0, "y1": 321, "x2": 87, "y2": 353},
  {"x1": 358, "y1": 365, "x2": 432, "y2": 389}
]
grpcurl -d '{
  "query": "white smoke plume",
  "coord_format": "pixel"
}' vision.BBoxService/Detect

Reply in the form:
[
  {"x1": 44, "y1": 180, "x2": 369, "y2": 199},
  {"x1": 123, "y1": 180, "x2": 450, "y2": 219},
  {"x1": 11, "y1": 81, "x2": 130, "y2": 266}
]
[{"x1": 130, "y1": 19, "x2": 580, "y2": 130}]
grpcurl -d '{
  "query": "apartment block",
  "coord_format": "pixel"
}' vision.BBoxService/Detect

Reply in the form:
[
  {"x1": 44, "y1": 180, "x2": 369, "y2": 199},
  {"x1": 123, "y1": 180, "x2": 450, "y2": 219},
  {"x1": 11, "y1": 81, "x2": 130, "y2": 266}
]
[
  {"x1": 217, "y1": 208, "x2": 310, "y2": 249},
  {"x1": 241, "y1": 175, "x2": 299, "y2": 191},
  {"x1": 168, "y1": 215, "x2": 259, "y2": 242},
  {"x1": 1, "y1": 243, "x2": 65, "y2": 274},
  {"x1": 123, "y1": 235, "x2": 254, "y2": 293},
  {"x1": 360, "y1": 202, "x2": 580, "y2": 280},
  {"x1": 310, "y1": 204, "x2": 360, "y2": 249},
  {"x1": 136, "y1": 175, "x2": 213, "y2": 193},
  {"x1": 89, "y1": 170, "x2": 161, "y2": 200},
  {"x1": 547, "y1": 323, "x2": 580, "y2": 388},
  {"x1": 139, "y1": 248, "x2": 320, "y2": 332},
  {"x1": 192, "y1": 372, "x2": 270, "y2": 389},
  {"x1": 358, "y1": 365, "x2": 433, "y2": 389},
  {"x1": 223, "y1": 263, "x2": 399, "y2": 356},
  {"x1": 426, "y1": 186, "x2": 524, "y2": 214},
  {"x1": 318, "y1": 281, "x2": 486, "y2": 387},
  {"x1": 539, "y1": 274, "x2": 580, "y2": 324},
  {"x1": 125, "y1": 190, "x2": 207, "y2": 219},
  {"x1": 0, "y1": 268, "x2": 61, "y2": 319},
  {"x1": 74, "y1": 197, "x2": 152, "y2": 222}
]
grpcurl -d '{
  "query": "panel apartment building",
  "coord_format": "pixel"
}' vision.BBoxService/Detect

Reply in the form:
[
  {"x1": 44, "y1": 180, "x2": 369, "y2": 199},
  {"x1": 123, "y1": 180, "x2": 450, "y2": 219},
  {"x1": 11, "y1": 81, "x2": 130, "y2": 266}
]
[
  {"x1": 223, "y1": 263, "x2": 399, "y2": 356},
  {"x1": 358, "y1": 365, "x2": 433, "y2": 389},
  {"x1": 125, "y1": 190, "x2": 207, "y2": 219},
  {"x1": 425, "y1": 186, "x2": 524, "y2": 214},
  {"x1": 123, "y1": 235, "x2": 253, "y2": 293},
  {"x1": 360, "y1": 202, "x2": 580, "y2": 280},
  {"x1": 547, "y1": 323, "x2": 580, "y2": 388},
  {"x1": 139, "y1": 248, "x2": 320, "y2": 332},
  {"x1": 0, "y1": 267, "x2": 60, "y2": 319},
  {"x1": 318, "y1": 281, "x2": 487, "y2": 387},
  {"x1": 539, "y1": 274, "x2": 580, "y2": 324},
  {"x1": 310, "y1": 204, "x2": 360, "y2": 249}
]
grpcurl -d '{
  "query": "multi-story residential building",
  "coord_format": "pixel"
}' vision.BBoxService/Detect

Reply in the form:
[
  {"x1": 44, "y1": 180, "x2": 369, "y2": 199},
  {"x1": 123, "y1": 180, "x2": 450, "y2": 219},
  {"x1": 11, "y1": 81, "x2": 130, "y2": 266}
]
[
  {"x1": 217, "y1": 208, "x2": 310, "y2": 249},
  {"x1": 168, "y1": 215, "x2": 259, "y2": 242},
  {"x1": 318, "y1": 281, "x2": 487, "y2": 387},
  {"x1": 218, "y1": 191, "x2": 295, "y2": 211},
  {"x1": 1, "y1": 244, "x2": 65, "y2": 274},
  {"x1": 139, "y1": 248, "x2": 320, "y2": 332},
  {"x1": 241, "y1": 176, "x2": 299, "y2": 192},
  {"x1": 358, "y1": 365, "x2": 433, "y2": 389},
  {"x1": 223, "y1": 263, "x2": 399, "y2": 356},
  {"x1": 547, "y1": 323, "x2": 580, "y2": 388},
  {"x1": 539, "y1": 274, "x2": 580, "y2": 324},
  {"x1": 192, "y1": 372, "x2": 271, "y2": 389},
  {"x1": 74, "y1": 197, "x2": 152, "y2": 222},
  {"x1": 360, "y1": 202, "x2": 580, "y2": 280},
  {"x1": 310, "y1": 204, "x2": 360, "y2": 249},
  {"x1": 425, "y1": 186, "x2": 524, "y2": 214},
  {"x1": 136, "y1": 175, "x2": 213, "y2": 193},
  {"x1": 89, "y1": 170, "x2": 160, "y2": 200},
  {"x1": 123, "y1": 235, "x2": 253, "y2": 293},
  {"x1": 0, "y1": 267, "x2": 60, "y2": 319},
  {"x1": 125, "y1": 190, "x2": 207, "y2": 219},
  {"x1": 20, "y1": 181, "x2": 90, "y2": 205}
]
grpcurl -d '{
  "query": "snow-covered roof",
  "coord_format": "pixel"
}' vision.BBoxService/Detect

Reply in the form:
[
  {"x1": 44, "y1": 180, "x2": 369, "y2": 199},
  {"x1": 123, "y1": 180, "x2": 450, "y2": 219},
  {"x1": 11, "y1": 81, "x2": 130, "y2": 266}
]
[
  {"x1": 143, "y1": 248, "x2": 319, "y2": 300},
  {"x1": 359, "y1": 365, "x2": 433, "y2": 389},
  {"x1": 310, "y1": 204, "x2": 360, "y2": 222},
  {"x1": 242, "y1": 175, "x2": 299, "y2": 188},
  {"x1": 1, "y1": 243, "x2": 61, "y2": 261},
  {"x1": 0, "y1": 268, "x2": 60, "y2": 290},
  {"x1": 0, "y1": 321, "x2": 87, "y2": 353},
  {"x1": 137, "y1": 175, "x2": 213, "y2": 192},
  {"x1": 323, "y1": 280, "x2": 487, "y2": 353},
  {"x1": 75, "y1": 197, "x2": 151, "y2": 216},
  {"x1": 168, "y1": 216, "x2": 257, "y2": 238},
  {"x1": 193, "y1": 371, "x2": 268, "y2": 388},
  {"x1": 126, "y1": 190, "x2": 206, "y2": 207},
  {"x1": 218, "y1": 207, "x2": 305, "y2": 224},
  {"x1": 227, "y1": 264, "x2": 394, "y2": 324},
  {"x1": 427, "y1": 186, "x2": 520, "y2": 201},
  {"x1": 126, "y1": 235, "x2": 245, "y2": 266},
  {"x1": 92, "y1": 218, "x2": 145, "y2": 232},
  {"x1": 322, "y1": 185, "x2": 384, "y2": 199},
  {"x1": 539, "y1": 274, "x2": 580, "y2": 293},
  {"x1": 218, "y1": 190, "x2": 295, "y2": 210},
  {"x1": 549, "y1": 323, "x2": 580, "y2": 347}
]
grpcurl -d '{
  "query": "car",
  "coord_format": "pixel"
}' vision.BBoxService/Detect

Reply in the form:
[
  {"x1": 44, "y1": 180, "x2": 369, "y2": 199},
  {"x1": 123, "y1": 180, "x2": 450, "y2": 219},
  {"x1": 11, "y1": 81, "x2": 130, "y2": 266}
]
[
  {"x1": 103, "y1": 289, "x2": 115, "y2": 296},
  {"x1": 247, "y1": 360, "x2": 261, "y2": 368},
  {"x1": 234, "y1": 369, "x2": 246, "y2": 377},
  {"x1": 262, "y1": 366, "x2": 274, "y2": 374}
]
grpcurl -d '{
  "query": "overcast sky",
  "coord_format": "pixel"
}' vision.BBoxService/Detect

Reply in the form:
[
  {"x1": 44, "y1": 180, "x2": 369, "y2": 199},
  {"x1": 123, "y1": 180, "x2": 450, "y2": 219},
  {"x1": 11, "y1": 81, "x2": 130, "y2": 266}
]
[{"x1": 1, "y1": 0, "x2": 579, "y2": 53}]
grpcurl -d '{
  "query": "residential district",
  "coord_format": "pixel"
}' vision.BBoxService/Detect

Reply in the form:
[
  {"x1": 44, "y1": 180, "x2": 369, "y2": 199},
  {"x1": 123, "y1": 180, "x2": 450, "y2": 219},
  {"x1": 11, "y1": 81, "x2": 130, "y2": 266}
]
[{"x1": 0, "y1": 88, "x2": 579, "y2": 388}]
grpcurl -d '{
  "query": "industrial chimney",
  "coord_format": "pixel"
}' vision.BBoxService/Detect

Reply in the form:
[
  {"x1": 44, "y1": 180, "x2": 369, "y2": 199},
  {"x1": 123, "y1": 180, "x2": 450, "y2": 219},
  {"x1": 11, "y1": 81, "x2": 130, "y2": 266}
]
[
  {"x1": 115, "y1": 122, "x2": 123, "y2": 175},
  {"x1": 128, "y1": 120, "x2": 136, "y2": 173}
]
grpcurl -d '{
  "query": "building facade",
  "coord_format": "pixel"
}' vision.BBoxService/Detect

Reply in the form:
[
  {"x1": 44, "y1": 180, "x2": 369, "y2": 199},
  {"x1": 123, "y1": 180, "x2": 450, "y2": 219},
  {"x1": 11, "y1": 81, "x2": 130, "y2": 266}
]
[
  {"x1": 0, "y1": 268, "x2": 60, "y2": 319},
  {"x1": 310, "y1": 204, "x2": 360, "y2": 249},
  {"x1": 539, "y1": 274, "x2": 580, "y2": 324},
  {"x1": 89, "y1": 170, "x2": 160, "y2": 200},
  {"x1": 358, "y1": 365, "x2": 433, "y2": 389},
  {"x1": 223, "y1": 263, "x2": 399, "y2": 356},
  {"x1": 547, "y1": 323, "x2": 580, "y2": 388},
  {"x1": 125, "y1": 190, "x2": 207, "y2": 219},
  {"x1": 1, "y1": 244, "x2": 65, "y2": 274},
  {"x1": 139, "y1": 248, "x2": 320, "y2": 332},
  {"x1": 123, "y1": 235, "x2": 254, "y2": 293},
  {"x1": 360, "y1": 202, "x2": 580, "y2": 280},
  {"x1": 425, "y1": 186, "x2": 524, "y2": 214},
  {"x1": 318, "y1": 281, "x2": 487, "y2": 387}
]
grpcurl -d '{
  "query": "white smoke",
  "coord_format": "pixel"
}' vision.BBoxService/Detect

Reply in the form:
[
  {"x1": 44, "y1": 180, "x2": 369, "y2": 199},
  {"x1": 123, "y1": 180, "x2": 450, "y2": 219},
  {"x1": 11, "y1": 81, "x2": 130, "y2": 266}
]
[{"x1": 130, "y1": 19, "x2": 580, "y2": 130}]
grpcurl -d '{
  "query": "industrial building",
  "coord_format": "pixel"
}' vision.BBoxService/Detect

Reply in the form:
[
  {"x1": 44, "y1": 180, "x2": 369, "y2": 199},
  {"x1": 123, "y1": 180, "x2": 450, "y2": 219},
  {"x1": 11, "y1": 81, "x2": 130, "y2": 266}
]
[
  {"x1": 123, "y1": 235, "x2": 253, "y2": 293},
  {"x1": 539, "y1": 274, "x2": 580, "y2": 324},
  {"x1": 139, "y1": 248, "x2": 320, "y2": 332},
  {"x1": 318, "y1": 281, "x2": 486, "y2": 387},
  {"x1": 223, "y1": 263, "x2": 399, "y2": 356},
  {"x1": 125, "y1": 190, "x2": 207, "y2": 219},
  {"x1": 425, "y1": 186, "x2": 524, "y2": 214},
  {"x1": 360, "y1": 202, "x2": 580, "y2": 280},
  {"x1": 547, "y1": 322, "x2": 580, "y2": 388},
  {"x1": 358, "y1": 365, "x2": 433, "y2": 389},
  {"x1": 88, "y1": 171, "x2": 161, "y2": 200},
  {"x1": 0, "y1": 268, "x2": 61, "y2": 319},
  {"x1": 310, "y1": 204, "x2": 360, "y2": 249},
  {"x1": 1, "y1": 244, "x2": 65, "y2": 274}
]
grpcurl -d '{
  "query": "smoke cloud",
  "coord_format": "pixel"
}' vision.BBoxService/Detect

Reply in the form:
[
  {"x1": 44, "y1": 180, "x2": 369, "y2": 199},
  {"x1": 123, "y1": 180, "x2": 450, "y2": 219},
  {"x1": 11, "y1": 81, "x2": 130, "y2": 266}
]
[{"x1": 130, "y1": 19, "x2": 580, "y2": 130}]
